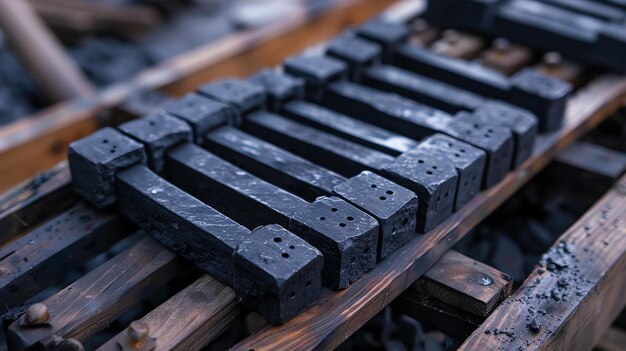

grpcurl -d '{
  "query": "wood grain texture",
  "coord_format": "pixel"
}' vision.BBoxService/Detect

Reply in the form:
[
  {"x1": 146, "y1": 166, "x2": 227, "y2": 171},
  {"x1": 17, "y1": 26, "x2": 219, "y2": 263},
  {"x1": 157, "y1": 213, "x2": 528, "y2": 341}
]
[
  {"x1": 556, "y1": 141, "x2": 626, "y2": 180},
  {"x1": 0, "y1": 161, "x2": 76, "y2": 246},
  {"x1": 6, "y1": 235, "x2": 185, "y2": 350},
  {"x1": 0, "y1": 201, "x2": 133, "y2": 314},
  {"x1": 0, "y1": 0, "x2": 397, "y2": 193},
  {"x1": 411, "y1": 250, "x2": 512, "y2": 317},
  {"x1": 229, "y1": 75, "x2": 626, "y2": 351},
  {"x1": 459, "y1": 174, "x2": 626, "y2": 351},
  {"x1": 97, "y1": 275, "x2": 245, "y2": 351}
]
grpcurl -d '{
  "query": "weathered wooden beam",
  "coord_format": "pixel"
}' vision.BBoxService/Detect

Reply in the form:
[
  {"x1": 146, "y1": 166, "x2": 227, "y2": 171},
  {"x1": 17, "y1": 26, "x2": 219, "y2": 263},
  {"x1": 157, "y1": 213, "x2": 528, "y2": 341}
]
[
  {"x1": 555, "y1": 141, "x2": 626, "y2": 182},
  {"x1": 0, "y1": 201, "x2": 132, "y2": 314},
  {"x1": 96, "y1": 275, "x2": 245, "y2": 351},
  {"x1": 459, "y1": 173, "x2": 626, "y2": 351},
  {"x1": 6, "y1": 235, "x2": 186, "y2": 350},
  {"x1": 228, "y1": 75, "x2": 626, "y2": 351}
]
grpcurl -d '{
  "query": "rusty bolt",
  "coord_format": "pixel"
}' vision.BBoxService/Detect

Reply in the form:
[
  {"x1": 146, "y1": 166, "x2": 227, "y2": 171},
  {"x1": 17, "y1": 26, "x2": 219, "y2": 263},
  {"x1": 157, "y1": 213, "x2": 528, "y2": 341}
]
[
  {"x1": 55, "y1": 338, "x2": 85, "y2": 351},
  {"x1": 25, "y1": 303, "x2": 49, "y2": 325},
  {"x1": 128, "y1": 321, "x2": 150, "y2": 347}
]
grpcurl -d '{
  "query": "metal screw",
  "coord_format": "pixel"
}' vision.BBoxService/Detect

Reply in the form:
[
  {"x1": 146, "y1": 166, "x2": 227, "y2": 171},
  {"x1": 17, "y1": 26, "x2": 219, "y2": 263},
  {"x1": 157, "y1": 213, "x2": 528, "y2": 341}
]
[
  {"x1": 25, "y1": 303, "x2": 49, "y2": 325},
  {"x1": 128, "y1": 321, "x2": 150, "y2": 348}
]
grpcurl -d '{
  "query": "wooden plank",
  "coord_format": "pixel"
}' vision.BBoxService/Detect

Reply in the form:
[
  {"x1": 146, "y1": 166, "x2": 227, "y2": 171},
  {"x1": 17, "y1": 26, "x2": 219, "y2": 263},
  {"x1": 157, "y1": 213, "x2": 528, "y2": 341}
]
[
  {"x1": 410, "y1": 250, "x2": 512, "y2": 317},
  {"x1": 229, "y1": 75, "x2": 626, "y2": 351},
  {"x1": 595, "y1": 327, "x2": 626, "y2": 351},
  {"x1": 6, "y1": 235, "x2": 186, "y2": 350},
  {"x1": 0, "y1": 161, "x2": 76, "y2": 246},
  {"x1": 0, "y1": 0, "x2": 396, "y2": 193},
  {"x1": 556, "y1": 141, "x2": 626, "y2": 181},
  {"x1": 97, "y1": 275, "x2": 245, "y2": 351},
  {"x1": 459, "y1": 173, "x2": 626, "y2": 351},
  {"x1": 0, "y1": 201, "x2": 133, "y2": 314}
]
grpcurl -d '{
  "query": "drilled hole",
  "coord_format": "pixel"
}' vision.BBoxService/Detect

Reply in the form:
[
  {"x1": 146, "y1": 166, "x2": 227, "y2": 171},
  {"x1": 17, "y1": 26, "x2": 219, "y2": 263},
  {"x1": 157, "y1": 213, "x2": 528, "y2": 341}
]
[
  {"x1": 460, "y1": 149, "x2": 466, "y2": 153},
  {"x1": 346, "y1": 216, "x2": 354, "y2": 221},
  {"x1": 149, "y1": 121, "x2": 156, "y2": 126},
  {"x1": 102, "y1": 139, "x2": 109, "y2": 144},
  {"x1": 371, "y1": 184, "x2": 377, "y2": 188},
  {"x1": 289, "y1": 245, "x2": 295, "y2": 249},
  {"x1": 319, "y1": 217, "x2": 326, "y2": 220},
  {"x1": 426, "y1": 171, "x2": 433, "y2": 175},
  {"x1": 402, "y1": 217, "x2": 409, "y2": 225},
  {"x1": 386, "y1": 190, "x2": 394, "y2": 195},
  {"x1": 331, "y1": 208, "x2": 338, "y2": 212},
  {"x1": 487, "y1": 129, "x2": 493, "y2": 133},
  {"x1": 432, "y1": 166, "x2": 437, "y2": 169},
  {"x1": 418, "y1": 159, "x2": 424, "y2": 163},
  {"x1": 454, "y1": 153, "x2": 460, "y2": 157},
  {"x1": 447, "y1": 142, "x2": 453, "y2": 147},
  {"x1": 473, "y1": 124, "x2": 480, "y2": 128},
  {"x1": 339, "y1": 223, "x2": 346, "y2": 227},
  {"x1": 274, "y1": 237, "x2": 282, "y2": 242},
  {"x1": 379, "y1": 196, "x2": 387, "y2": 200},
  {"x1": 282, "y1": 253, "x2": 289, "y2": 258},
  {"x1": 484, "y1": 134, "x2": 490, "y2": 138},
  {"x1": 444, "y1": 192, "x2": 449, "y2": 198}
]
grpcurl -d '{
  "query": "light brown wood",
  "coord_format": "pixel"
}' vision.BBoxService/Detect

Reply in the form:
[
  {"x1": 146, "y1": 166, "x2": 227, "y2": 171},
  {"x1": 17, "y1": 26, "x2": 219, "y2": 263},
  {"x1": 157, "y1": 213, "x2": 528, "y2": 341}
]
[
  {"x1": 228, "y1": 75, "x2": 626, "y2": 351},
  {"x1": 0, "y1": 0, "x2": 397, "y2": 193},
  {"x1": 0, "y1": 0, "x2": 94, "y2": 102},
  {"x1": 459, "y1": 174, "x2": 626, "y2": 351},
  {"x1": 97, "y1": 275, "x2": 245, "y2": 351}
]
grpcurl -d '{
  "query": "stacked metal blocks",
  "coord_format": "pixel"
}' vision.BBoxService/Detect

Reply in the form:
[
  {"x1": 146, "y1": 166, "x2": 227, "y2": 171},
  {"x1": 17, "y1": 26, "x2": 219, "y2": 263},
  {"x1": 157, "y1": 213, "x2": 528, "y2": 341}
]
[{"x1": 67, "y1": 18, "x2": 568, "y2": 324}]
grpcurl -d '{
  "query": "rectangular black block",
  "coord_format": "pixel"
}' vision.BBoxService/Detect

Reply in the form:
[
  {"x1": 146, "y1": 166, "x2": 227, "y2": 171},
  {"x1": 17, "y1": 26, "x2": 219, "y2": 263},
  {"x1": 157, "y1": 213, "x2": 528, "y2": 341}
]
[
  {"x1": 362, "y1": 65, "x2": 486, "y2": 114},
  {"x1": 164, "y1": 143, "x2": 309, "y2": 229},
  {"x1": 326, "y1": 36, "x2": 382, "y2": 81},
  {"x1": 118, "y1": 112, "x2": 192, "y2": 172},
  {"x1": 244, "y1": 111, "x2": 396, "y2": 176},
  {"x1": 197, "y1": 78, "x2": 266, "y2": 125},
  {"x1": 414, "y1": 134, "x2": 486, "y2": 211},
  {"x1": 359, "y1": 65, "x2": 537, "y2": 166},
  {"x1": 162, "y1": 93, "x2": 236, "y2": 143},
  {"x1": 290, "y1": 196, "x2": 378, "y2": 290},
  {"x1": 281, "y1": 100, "x2": 418, "y2": 155},
  {"x1": 234, "y1": 224, "x2": 323, "y2": 325},
  {"x1": 355, "y1": 20, "x2": 410, "y2": 62},
  {"x1": 68, "y1": 127, "x2": 146, "y2": 209},
  {"x1": 333, "y1": 171, "x2": 418, "y2": 260},
  {"x1": 205, "y1": 127, "x2": 345, "y2": 201},
  {"x1": 542, "y1": 0, "x2": 626, "y2": 22},
  {"x1": 248, "y1": 70, "x2": 305, "y2": 112},
  {"x1": 424, "y1": 0, "x2": 499, "y2": 31},
  {"x1": 116, "y1": 165, "x2": 250, "y2": 285},
  {"x1": 393, "y1": 43, "x2": 571, "y2": 131},
  {"x1": 322, "y1": 81, "x2": 513, "y2": 186},
  {"x1": 382, "y1": 152, "x2": 458, "y2": 233},
  {"x1": 283, "y1": 54, "x2": 347, "y2": 102}
]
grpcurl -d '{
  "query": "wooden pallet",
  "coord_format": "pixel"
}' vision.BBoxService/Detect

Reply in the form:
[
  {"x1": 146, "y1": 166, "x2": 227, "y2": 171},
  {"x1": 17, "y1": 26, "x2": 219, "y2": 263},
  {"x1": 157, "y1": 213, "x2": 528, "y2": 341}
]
[
  {"x1": 2, "y1": 2, "x2": 626, "y2": 350},
  {"x1": 0, "y1": 0, "x2": 395, "y2": 192}
]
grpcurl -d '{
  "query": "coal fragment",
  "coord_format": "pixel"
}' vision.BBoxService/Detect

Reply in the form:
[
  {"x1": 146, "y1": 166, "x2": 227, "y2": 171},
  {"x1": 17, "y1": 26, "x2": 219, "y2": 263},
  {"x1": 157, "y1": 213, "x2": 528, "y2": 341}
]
[
  {"x1": 116, "y1": 165, "x2": 250, "y2": 285},
  {"x1": 290, "y1": 196, "x2": 378, "y2": 289},
  {"x1": 383, "y1": 151, "x2": 458, "y2": 232},
  {"x1": 68, "y1": 127, "x2": 146, "y2": 208},
  {"x1": 163, "y1": 93, "x2": 236, "y2": 142},
  {"x1": 234, "y1": 224, "x2": 323, "y2": 324},
  {"x1": 205, "y1": 127, "x2": 345, "y2": 200},
  {"x1": 248, "y1": 70, "x2": 305, "y2": 111},
  {"x1": 326, "y1": 36, "x2": 382, "y2": 81},
  {"x1": 118, "y1": 113, "x2": 192, "y2": 172},
  {"x1": 283, "y1": 54, "x2": 347, "y2": 102},
  {"x1": 333, "y1": 171, "x2": 418, "y2": 260},
  {"x1": 197, "y1": 78, "x2": 266, "y2": 124}
]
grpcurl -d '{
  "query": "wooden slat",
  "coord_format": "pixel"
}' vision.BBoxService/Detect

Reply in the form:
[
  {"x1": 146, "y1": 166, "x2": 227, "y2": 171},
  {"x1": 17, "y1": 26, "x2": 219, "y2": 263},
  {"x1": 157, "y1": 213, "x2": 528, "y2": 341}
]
[
  {"x1": 0, "y1": 161, "x2": 75, "y2": 246},
  {"x1": 229, "y1": 75, "x2": 626, "y2": 351},
  {"x1": 556, "y1": 141, "x2": 626, "y2": 181},
  {"x1": 409, "y1": 250, "x2": 512, "y2": 317},
  {"x1": 459, "y1": 173, "x2": 626, "y2": 351},
  {"x1": 97, "y1": 275, "x2": 245, "y2": 351},
  {"x1": 0, "y1": 0, "x2": 396, "y2": 193},
  {"x1": 0, "y1": 201, "x2": 133, "y2": 314},
  {"x1": 6, "y1": 235, "x2": 186, "y2": 350}
]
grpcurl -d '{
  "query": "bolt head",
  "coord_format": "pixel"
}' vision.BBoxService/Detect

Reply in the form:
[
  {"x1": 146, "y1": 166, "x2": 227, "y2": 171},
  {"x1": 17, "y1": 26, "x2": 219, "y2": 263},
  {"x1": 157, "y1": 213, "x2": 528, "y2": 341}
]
[
  {"x1": 25, "y1": 303, "x2": 49, "y2": 325},
  {"x1": 128, "y1": 321, "x2": 150, "y2": 344}
]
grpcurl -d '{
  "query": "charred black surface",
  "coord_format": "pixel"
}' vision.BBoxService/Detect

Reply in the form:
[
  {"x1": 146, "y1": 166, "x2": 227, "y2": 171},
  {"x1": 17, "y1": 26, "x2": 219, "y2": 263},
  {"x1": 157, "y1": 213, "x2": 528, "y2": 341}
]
[
  {"x1": 383, "y1": 151, "x2": 458, "y2": 233},
  {"x1": 68, "y1": 127, "x2": 146, "y2": 209},
  {"x1": 248, "y1": 70, "x2": 305, "y2": 112},
  {"x1": 413, "y1": 134, "x2": 486, "y2": 211},
  {"x1": 164, "y1": 143, "x2": 308, "y2": 229},
  {"x1": 118, "y1": 112, "x2": 192, "y2": 172},
  {"x1": 393, "y1": 44, "x2": 571, "y2": 131},
  {"x1": 333, "y1": 171, "x2": 418, "y2": 261},
  {"x1": 326, "y1": 36, "x2": 382, "y2": 81},
  {"x1": 163, "y1": 93, "x2": 236, "y2": 143},
  {"x1": 244, "y1": 111, "x2": 396, "y2": 176},
  {"x1": 197, "y1": 78, "x2": 266, "y2": 124},
  {"x1": 234, "y1": 225, "x2": 323, "y2": 325},
  {"x1": 205, "y1": 127, "x2": 345, "y2": 201},
  {"x1": 355, "y1": 20, "x2": 410, "y2": 62},
  {"x1": 290, "y1": 196, "x2": 378, "y2": 290},
  {"x1": 281, "y1": 100, "x2": 417, "y2": 156},
  {"x1": 116, "y1": 165, "x2": 250, "y2": 285},
  {"x1": 283, "y1": 54, "x2": 347, "y2": 102},
  {"x1": 322, "y1": 82, "x2": 513, "y2": 186}
]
